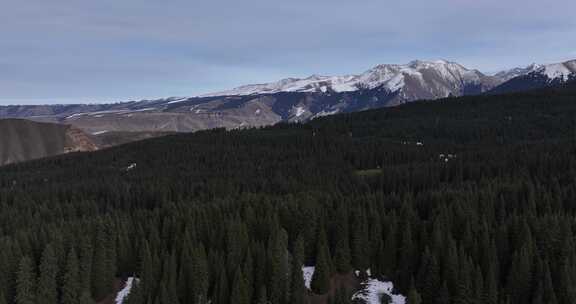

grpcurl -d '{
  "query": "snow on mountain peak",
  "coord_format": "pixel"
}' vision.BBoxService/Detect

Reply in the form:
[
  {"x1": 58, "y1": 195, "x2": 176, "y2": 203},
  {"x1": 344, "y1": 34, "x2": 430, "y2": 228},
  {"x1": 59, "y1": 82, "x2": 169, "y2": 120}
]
[
  {"x1": 495, "y1": 59, "x2": 576, "y2": 82},
  {"x1": 201, "y1": 59, "x2": 485, "y2": 98}
]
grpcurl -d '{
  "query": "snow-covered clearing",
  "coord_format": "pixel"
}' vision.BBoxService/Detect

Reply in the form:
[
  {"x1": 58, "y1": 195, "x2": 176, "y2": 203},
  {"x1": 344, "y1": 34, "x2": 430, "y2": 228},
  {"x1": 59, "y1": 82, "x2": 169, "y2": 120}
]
[
  {"x1": 352, "y1": 270, "x2": 405, "y2": 304},
  {"x1": 301, "y1": 266, "x2": 405, "y2": 304}
]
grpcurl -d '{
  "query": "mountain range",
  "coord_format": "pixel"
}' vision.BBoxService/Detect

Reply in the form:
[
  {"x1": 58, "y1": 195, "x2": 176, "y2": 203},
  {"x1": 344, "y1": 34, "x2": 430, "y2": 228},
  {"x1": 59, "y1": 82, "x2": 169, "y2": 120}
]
[{"x1": 1, "y1": 59, "x2": 575, "y2": 136}]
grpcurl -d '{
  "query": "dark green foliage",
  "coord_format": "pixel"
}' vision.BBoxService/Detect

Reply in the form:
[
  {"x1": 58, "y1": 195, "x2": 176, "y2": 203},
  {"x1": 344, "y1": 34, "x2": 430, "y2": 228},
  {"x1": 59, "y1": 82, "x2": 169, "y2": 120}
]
[
  {"x1": 62, "y1": 249, "x2": 80, "y2": 304},
  {"x1": 78, "y1": 290, "x2": 95, "y2": 304},
  {"x1": 231, "y1": 268, "x2": 250, "y2": 304},
  {"x1": 37, "y1": 244, "x2": 58, "y2": 304},
  {"x1": 91, "y1": 229, "x2": 114, "y2": 300},
  {"x1": 406, "y1": 285, "x2": 422, "y2": 304},
  {"x1": 311, "y1": 240, "x2": 331, "y2": 295},
  {"x1": 290, "y1": 236, "x2": 307, "y2": 304},
  {"x1": 15, "y1": 257, "x2": 35, "y2": 304},
  {"x1": 190, "y1": 244, "x2": 209, "y2": 303},
  {"x1": 1, "y1": 83, "x2": 576, "y2": 303},
  {"x1": 334, "y1": 208, "x2": 352, "y2": 274}
]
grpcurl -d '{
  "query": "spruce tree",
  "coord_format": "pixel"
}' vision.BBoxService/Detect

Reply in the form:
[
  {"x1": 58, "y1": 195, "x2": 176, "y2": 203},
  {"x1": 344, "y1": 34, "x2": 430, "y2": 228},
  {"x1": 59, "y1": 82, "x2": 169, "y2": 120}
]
[
  {"x1": 268, "y1": 228, "x2": 288, "y2": 304},
  {"x1": 15, "y1": 256, "x2": 36, "y2": 304},
  {"x1": 310, "y1": 244, "x2": 331, "y2": 295},
  {"x1": 79, "y1": 236, "x2": 93, "y2": 293},
  {"x1": 406, "y1": 284, "x2": 422, "y2": 304},
  {"x1": 230, "y1": 268, "x2": 250, "y2": 304},
  {"x1": 257, "y1": 286, "x2": 269, "y2": 304},
  {"x1": 62, "y1": 248, "x2": 80, "y2": 304},
  {"x1": 78, "y1": 290, "x2": 95, "y2": 304},
  {"x1": 334, "y1": 207, "x2": 352, "y2": 274},
  {"x1": 422, "y1": 253, "x2": 440, "y2": 304},
  {"x1": 381, "y1": 219, "x2": 397, "y2": 279},
  {"x1": 506, "y1": 246, "x2": 533, "y2": 304},
  {"x1": 214, "y1": 268, "x2": 230, "y2": 304},
  {"x1": 92, "y1": 229, "x2": 113, "y2": 300},
  {"x1": 191, "y1": 244, "x2": 209, "y2": 303},
  {"x1": 351, "y1": 210, "x2": 370, "y2": 271},
  {"x1": 290, "y1": 236, "x2": 307, "y2": 304},
  {"x1": 437, "y1": 281, "x2": 451, "y2": 304},
  {"x1": 397, "y1": 223, "x2": 414, "y2": 292},
  {"x1": 37, "y1": 245, "x2": 58, "y2": 304}
]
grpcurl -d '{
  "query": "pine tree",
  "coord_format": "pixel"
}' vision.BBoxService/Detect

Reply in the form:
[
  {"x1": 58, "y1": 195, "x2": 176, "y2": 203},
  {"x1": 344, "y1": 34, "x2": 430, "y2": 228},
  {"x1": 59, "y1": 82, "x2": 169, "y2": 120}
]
[
  {"x1": 310, "y1": 241, "x2": 331, "y2": 295},
  {"x1": 268, "y1": 228, "x2": 289, "y2": 304},
  {"x1": 242, "y1": 247, "x2": 254, "y2": 302},
  {"x1": 397, "y1": 222, "x2": 414, "y2": 292},
  {"x1": 214, "y1": 268, "x2": 230, "y2": 304},
  {"x1": 92, "y1": 229, "x2": 113, "y2": 300},
  {"x1": 334, "y1": 207, "x2": 352, "y2": 274},
  {"x1": 191, "y1": 244, "x2": 209, "y2": 303},
  {"x1": 290, "y1": 236, "x2": 307, "y2": 304},
  {"x1": 454, "y1": 252, "x2": 472, "y2": 304},
  {"x1": 422, "y1": 252, "x2": 440, "y2": 304},
  {"x1": 15, "y1": 256, "x2": 36, "y2": 304},
  {"x1": 437, "y1": 281, "x2": 451, "y2": 304},
  {"x1": 407, "y1": 284, "x2": 422, "y2": 304},
  {"x1": 160, "y1": 252, "x2": 180, "y2": 304},
  {"x1": 542, "y1": 262, "x2": 558, "y2": 304},
  {"x1": 484, "y1": 260, "x2": 499, "y2": 304},
  {"x1": 506, "y1": 245, "x2": 533, "y2": 304},
  {"x1": 257, "y1": 286, "x2": 269, "y2": 304},
  {"x1": 351, "y1": 210, "x2": 370, "y2": 271},
  {"x1": 37, "y1": 245, "x2": 58, "y2": 304},
  {"x1": 62, "y1": 248, "x2": 80, "y2": 304},
  {"x1": 381, "y1": 218, "x2": 397, "y2": 279},
  {"x1": 230, "y1": 268, "x2": 250, "y2": 304},
  {"x1": 79, "y1": 236, "x2": 93, "y2": 293},
  {"x1": 78, "y1": 290, "x2": 95, "y2": 304}
]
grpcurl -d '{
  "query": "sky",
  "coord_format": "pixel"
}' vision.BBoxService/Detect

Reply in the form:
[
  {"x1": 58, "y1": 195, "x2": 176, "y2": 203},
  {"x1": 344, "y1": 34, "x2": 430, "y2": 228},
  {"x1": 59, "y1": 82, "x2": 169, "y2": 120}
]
[{"x1": 1, "y1": 0, "x2": 575, "y2": 105}]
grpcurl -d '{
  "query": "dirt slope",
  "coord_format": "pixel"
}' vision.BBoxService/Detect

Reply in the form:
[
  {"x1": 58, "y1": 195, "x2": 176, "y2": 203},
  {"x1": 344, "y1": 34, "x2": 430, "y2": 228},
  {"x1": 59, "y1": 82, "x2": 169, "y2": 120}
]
[{"x1": 0, "y1": 119, "x2": 97, "y2": 166}]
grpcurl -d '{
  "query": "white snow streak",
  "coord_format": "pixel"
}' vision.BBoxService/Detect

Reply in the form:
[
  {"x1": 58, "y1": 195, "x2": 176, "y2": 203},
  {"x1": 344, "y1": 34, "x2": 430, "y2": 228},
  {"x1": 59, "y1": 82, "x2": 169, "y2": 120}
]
[
  {"x1": 302, "y1": 266, "x2": 315, "y2": 290},
  {"x1": 115, "y1": 277, "x2": 137, "y2": 304}
]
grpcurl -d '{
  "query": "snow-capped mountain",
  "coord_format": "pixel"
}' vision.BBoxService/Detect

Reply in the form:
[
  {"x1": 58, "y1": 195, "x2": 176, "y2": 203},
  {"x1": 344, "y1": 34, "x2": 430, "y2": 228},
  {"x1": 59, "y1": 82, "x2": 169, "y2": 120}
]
[
  {"x1": 204, "y1": 60, "x2": 495, "y2": 103},
  {"x1": 490, "y1": 59, "x2": 576, "y2": 94},
  {"x1": 495, "y1": 60, "x2": 576, "y2": 82},
  {"x1": 1, "y1": 58, "x2": 575, "y2": 135},
  {"x1": 494, "y1": 63, "x2": 542, "y2": 82}
]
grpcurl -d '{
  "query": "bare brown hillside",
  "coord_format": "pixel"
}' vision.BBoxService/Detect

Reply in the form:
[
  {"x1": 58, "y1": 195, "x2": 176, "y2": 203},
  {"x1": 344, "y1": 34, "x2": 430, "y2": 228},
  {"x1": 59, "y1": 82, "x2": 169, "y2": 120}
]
[{"x1": 0, "y1": 119, "x2": 97, "y2": 166}]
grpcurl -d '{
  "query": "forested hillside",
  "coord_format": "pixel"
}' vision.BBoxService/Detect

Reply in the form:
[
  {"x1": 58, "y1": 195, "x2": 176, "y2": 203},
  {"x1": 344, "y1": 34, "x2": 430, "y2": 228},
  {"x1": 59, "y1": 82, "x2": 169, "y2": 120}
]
[{"x1": 1, "y1": 83, "x2": 576, "y2": 304}]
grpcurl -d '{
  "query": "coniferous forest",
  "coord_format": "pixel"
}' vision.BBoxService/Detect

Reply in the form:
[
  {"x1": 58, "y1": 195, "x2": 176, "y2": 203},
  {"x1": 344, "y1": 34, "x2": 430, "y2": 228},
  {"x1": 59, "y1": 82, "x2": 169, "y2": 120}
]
[{"x1": 2, "y1": 83, "x2": 576, "y2": 304}]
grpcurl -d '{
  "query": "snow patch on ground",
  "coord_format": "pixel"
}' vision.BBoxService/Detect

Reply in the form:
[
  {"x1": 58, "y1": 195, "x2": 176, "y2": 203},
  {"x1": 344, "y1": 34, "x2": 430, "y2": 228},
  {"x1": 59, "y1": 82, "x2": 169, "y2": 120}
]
[
  {"x1": 115, "y1": 277, "x2": 138, "y2": 304},
  {"x1": 302, "y1": 266, "x2": 315, "y2": 290},
  {"x1": 352, "y1": 270, "x2": 405, "y2": 304}
]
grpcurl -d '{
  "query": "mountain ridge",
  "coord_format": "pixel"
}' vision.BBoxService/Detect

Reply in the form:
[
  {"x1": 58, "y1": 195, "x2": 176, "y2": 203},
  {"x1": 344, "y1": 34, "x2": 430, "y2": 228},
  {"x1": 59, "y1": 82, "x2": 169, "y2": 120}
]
[{"x1": 1, "y1": 58, "x2": 574, "y2": 135}]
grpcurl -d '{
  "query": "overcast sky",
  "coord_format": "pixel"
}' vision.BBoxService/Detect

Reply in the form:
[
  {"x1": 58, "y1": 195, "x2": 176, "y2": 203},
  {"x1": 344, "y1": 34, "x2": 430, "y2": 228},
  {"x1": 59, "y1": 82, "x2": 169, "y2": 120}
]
[{"x1": 1, "y1": 0, "x2": 575, "y2": 104}]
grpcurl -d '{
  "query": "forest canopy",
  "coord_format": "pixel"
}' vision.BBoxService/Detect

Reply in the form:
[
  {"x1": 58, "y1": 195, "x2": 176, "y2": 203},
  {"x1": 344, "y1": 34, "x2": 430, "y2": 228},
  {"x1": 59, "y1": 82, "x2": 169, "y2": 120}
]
[{"x1": 1, "y1": 83, "x2": 576, "y2": 304}]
